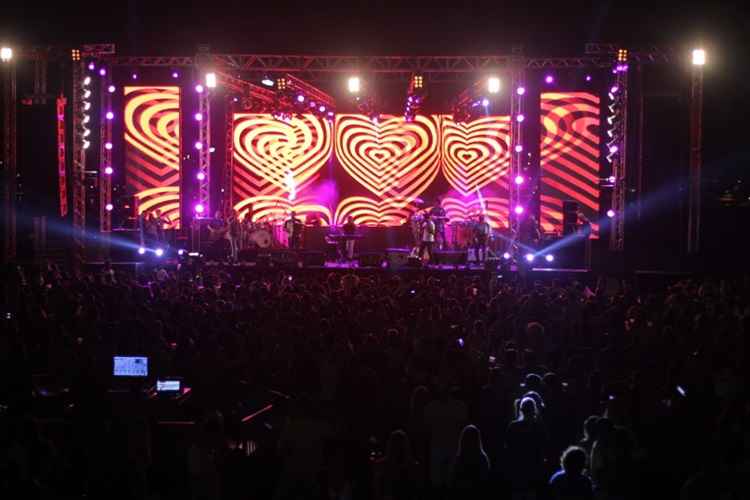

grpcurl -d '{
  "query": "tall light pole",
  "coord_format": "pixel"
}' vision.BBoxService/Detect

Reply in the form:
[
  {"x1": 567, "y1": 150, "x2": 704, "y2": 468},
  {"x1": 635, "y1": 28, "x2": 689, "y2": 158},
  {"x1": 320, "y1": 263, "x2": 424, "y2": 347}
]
[
  {"x1": 688, "y1": 49, "x2": 705, "y2": 254},
  {"x1": 1, "y1": 46, "x2": 16, "y2": 262}
]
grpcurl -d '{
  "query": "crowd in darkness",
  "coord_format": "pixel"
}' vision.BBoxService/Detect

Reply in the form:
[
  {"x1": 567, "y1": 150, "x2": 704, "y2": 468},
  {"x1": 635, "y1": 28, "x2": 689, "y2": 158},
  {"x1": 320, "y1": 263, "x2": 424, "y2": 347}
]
[{"x1": 1, "y1": 261, "x2": 748, "y2": 499}]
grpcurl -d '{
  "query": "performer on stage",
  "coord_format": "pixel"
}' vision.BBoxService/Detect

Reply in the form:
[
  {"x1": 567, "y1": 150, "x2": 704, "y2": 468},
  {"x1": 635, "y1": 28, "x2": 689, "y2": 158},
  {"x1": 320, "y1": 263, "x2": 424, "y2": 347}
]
[
  {"x1": 152, "y1": 209, "x2": 170, "y2": 244},
  {"x1": 419, "y1": 213, "x2": 436, "y2": 263},
  {"x1": 473, "y1": 214, "x2": 491, "y2": 263},
  {"x1": 284, "y1": 211, "x2": 302, "y2": 249},
  {"x1": 577, "y1": 209, "x2": 592, "y2": 269},
  {"x1": 519, "y1": 213, "x2": 541, "y2": 249},
  {"x1": 227, "y1": 213, "x2": 241, "y2": 262},
  {"x1": 342, "y1": 216, "x2": 357, "y2": 260},
  {"x1": 429, "y1": 196, "x2": 448, "y2": 250},
  {"x1": 409, "y1": 211, "x2": 423, "y2": 248}
]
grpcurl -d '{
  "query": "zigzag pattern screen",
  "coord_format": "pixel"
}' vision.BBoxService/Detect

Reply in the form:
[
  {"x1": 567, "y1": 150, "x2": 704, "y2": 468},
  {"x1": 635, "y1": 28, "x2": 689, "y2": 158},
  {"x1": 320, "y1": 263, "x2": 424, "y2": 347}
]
[
  {"x1": 124, "y1": 86, "x2": 181, "y2": 229},
  {"x1": 539, "y1": 92, "x2": 601, "y2": 237},
  {"x1": 232, "y1": 114, "x2": 510, "y2": 227}
]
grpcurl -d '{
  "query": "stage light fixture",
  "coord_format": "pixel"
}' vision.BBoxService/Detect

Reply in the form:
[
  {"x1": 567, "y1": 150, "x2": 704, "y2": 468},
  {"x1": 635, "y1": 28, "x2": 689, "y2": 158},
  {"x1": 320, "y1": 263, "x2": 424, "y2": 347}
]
[
  {"x1": 276, "y1": 78, "x2": 287, "y2": 91},
  {"x1": 692, "y1": 48, "x2": 706, "y2": 66},
  {"x1": 261, "y1": 75, "x2": 274, "y2": 87},
  {"x1": 610, "y1": 85, "x2": 619, "y2": 94},
  {"x1": 515, "y1": 175, "x2": 525, "y2": 185},
  {"x1": 481, "y1": 98, "x2": 490, "y2": 107},
  {"x1": 194, "y1": 203, "x2": 205, "y2": 214},
  {"x1": 0, "y1": 47, "x2": 12, "y2": 63},
  {"x1": 194, "y1": 141, "x2": 203, "y2": 150},
  {"x1": 155, "y1": 248, "x2": 164, "y2": 257},
  {"x1": 609, "y1": 145, "x2": 619, "y2": 154},
  {"x1": 585, "y1": 75, "x2": 592, "y2": 82},
  {"x1": 83, "y1": 141, "x2": 91, "y2": 149},
  {"x1": 83, "y1": 76, "x2": 91, "y2": 86},
  {"x1": 503, "y1": 252, "x2": 512, "y2": 260},
  {"x1": 178, "y1": 249, "x2": 186, "y2": 256},
  {"x1": 196, "y1": 172, "x2": 206, "y2": 181},
  {"x1": 83, "y1": 102, "x2": 91, "y2": 111},
  {"x1": 105, "y1": 203, "x2": 114, "y2": 212},
  {"x1": 545, "y1": 254, "x2": 555, "y2": 263},
  {"x1": 516, "y1": 114, "x2": 525, "y2": 122},
  {"x1": 607, "y1": 209, "x2": 615, "y2": 218},
  {"x1": 617, "y1": 48, "x2": 628, "y2": 63},
  {"x1": 172, "y1": 71, "x2": 179, "y2": 78},
  {"x1": 608, "y1": 175, "x2": 616, "y2": 183},
  {"x1": 487, "y1": 77, "x2": 501, "y2": 94},
  {"x1": 104, "y1": 142, "x2": 113, "y2": 150},
  {"x1": 516, "y1": 86, "x2": 526, "y2": 96},
  {"x1": 412, "y1": 74, "x2": 424, "y2": 90},
  {"x1": 99, "y1": 67, "x2": 107, "y2": 76},
  {"x1": 515, "y1": 145, "x2": 524, "y2": 153},
  {"x1": 104, "y1": 166, "x2": 113, "y2": 175},
  {"x1": 319, "y1": 105, "x2": 326, "y2": 113},
  {"x1": 131, "y1": 73, "x2": 138, "y2": 80},
  {"x1": 83, "y1": 90, "x2": 91, "y2": 99},
  {"x1": 209, "y1": 147, "x2": 216, "y2": 153},
  {"x1": 205, "y1": 72, "x2": 217, "y2": 88},
  {"x1": 108, "y1": 85, "x2": 115, "y2": 93},
  {"x1": 297, "y1": 94, "x2": 305, "y2": 103},
  {"x1": 71, "y1": 49, "x2": 81, "y2": 61},
  {"x1": 82, "y1": 115, "x2": 90, "y2": 124},
  {"x1": 514, "y1": 205, "x2": 524, "y2": 215},
  {"x1": 106, "y1": 111, "x2": 114, "y2": 120},
  {"x1": 348, "y1": 76, "x2": 361, "y2": 94},
  {"x1": 195, "y1": 84, "x2": 204, "y2": 93},
  {"x1": 138, "y1": 247, "x2": 146, "y2": 255},
  {"x1": 544, "y1": 74, "x2": 554, "y2": 84},
  {"x1": 194, "y1": 112, "x2": 203, "y2": 121},
  {"x1": 525, "y1": 253, "x2": 535, "y2": 263}
]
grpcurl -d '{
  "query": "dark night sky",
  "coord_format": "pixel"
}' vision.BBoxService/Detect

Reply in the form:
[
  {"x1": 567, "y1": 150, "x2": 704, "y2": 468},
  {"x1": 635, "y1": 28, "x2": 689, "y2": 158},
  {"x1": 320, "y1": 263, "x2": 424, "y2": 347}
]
[{"x1": 2, "y1": 1, "x2": 749, "y2": 186}]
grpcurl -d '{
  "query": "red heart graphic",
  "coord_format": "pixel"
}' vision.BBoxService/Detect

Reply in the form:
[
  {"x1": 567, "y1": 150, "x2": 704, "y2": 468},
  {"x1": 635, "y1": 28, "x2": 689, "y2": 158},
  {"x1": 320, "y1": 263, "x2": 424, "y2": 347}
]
[
  {"x1": 335, "y1": 196, "x2": 416, "y2": 226},
  {"x1": 441, "y1": 115, "x2": 511, "y2": 197},
  {"x1": 335, "y1": 114, "x2": 440, "y2": 201},
  {"x1": 233, "y1": 195, "x2": 332, "y2": 226},
  {"x1": 233, "y1": 113, "x2": 332, "y2": 202},
  {"x1": 443, "y1": 195, "x2": 510, "y2": 229}
]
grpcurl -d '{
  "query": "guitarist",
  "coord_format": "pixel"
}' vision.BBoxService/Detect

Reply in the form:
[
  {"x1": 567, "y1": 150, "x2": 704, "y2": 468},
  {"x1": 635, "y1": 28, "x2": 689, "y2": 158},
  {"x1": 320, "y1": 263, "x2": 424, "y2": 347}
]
[{"x1": 429, "y1": 196, "x2": 448, "y2": 249}]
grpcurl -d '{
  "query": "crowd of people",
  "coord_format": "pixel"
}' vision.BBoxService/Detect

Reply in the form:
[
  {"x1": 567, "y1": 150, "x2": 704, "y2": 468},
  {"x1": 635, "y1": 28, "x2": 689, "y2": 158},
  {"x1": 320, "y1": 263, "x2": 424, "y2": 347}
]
[{"x1": 1, "y1": 260, "x2": 748, "y2": 499}]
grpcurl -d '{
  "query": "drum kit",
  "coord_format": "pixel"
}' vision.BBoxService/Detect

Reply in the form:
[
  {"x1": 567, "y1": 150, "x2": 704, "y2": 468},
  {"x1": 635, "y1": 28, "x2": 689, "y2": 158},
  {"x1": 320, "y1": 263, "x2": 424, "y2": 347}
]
[
  {"x1": 240, "y1": 217, "x2": 283, "y2": 250},
  {"x1": 409, "y1": 208, "x2": 498, "y2": 251}
]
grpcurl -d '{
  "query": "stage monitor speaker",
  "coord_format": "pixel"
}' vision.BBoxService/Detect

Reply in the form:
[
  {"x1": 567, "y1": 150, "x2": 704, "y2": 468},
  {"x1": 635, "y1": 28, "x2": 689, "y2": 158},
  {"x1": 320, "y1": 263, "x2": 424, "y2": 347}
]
[
  {"x1": 385, "y1": 248, "x2": 411, "y2": 269},
  {"x1": 434, "y1": 251, "x2": 467, "y2": 266},
  {"x1": 270, "y1": 250, "x2": 299, "y2": 268},
  {"x1": 358, "y1": 252, "x2": 384, "y2": 268},
  {"x1": 238, "y1": 249, "x2": 258, "y2": 263},
  {"x1": 562, "y1": 200, "x2": 578, "y2": 235},
  {"x1": 484, "y1": 258, "x2": 500, "y2": 272},
  {"x1": 300, "y1": 251, "x2": 326, "y2": 267}
]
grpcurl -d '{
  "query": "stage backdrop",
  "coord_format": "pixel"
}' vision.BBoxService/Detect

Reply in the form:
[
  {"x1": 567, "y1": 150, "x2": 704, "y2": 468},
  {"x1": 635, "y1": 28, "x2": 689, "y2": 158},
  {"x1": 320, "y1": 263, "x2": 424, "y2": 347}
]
[
  {"x1": 539, "y1": 91, "x2": 601, "y2": 237},
  {"x1": 232, "y1": 113, "x2": 510, "y2": 228},
  {"x1": 124, "y1": 86, "x2": 181, "y2": 229}
]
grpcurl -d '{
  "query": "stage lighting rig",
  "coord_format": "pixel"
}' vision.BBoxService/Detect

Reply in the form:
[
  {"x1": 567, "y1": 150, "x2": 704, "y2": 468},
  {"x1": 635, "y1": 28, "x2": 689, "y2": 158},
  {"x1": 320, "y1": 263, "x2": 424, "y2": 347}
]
[
  {"x1": 404, "y1": 74, "x2": 426, "y2": 122},
  {"x1": 271, "y1": 73, "x2": 336, "y2": 122}
]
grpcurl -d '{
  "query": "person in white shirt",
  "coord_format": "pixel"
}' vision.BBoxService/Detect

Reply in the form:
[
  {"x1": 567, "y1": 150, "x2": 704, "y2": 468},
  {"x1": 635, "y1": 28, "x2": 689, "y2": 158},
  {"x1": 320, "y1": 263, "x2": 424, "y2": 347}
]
[{"x1": 419, "y1": 213, "x2": 436, "y2": 262}]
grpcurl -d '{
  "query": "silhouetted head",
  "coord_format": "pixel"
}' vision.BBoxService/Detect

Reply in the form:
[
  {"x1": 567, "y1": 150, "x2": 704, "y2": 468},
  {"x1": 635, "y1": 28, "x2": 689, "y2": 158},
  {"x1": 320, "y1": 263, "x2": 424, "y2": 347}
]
[{"x1": 561, "y1": 446, "x2": 587, "y2": 475}]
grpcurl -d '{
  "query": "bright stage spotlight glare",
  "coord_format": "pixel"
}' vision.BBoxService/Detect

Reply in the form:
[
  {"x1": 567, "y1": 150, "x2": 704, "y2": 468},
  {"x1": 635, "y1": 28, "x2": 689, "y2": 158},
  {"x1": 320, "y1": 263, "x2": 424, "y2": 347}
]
[
  {"x1": 515, "y1": 145, "x2": 524, "y2": 153},
  {"x1": 83, "y1": 141, "x2": 91, "y2": 149},
  {"x1": 98, "y1": 67, "x2": 107, "y2": 76},
  {"x1": 487, "y1": 77, "x2": 501, "y2": 94},
  {"x1": 545, "y1": 254, "x2": 555, "y2": 263},
  {"x1": 585, "y1": 75, "x2": 592, "y2": 82},
  {"x1": 105, "y1": 203, "x2": 114, "y2": 212},
  {"x1": 194, "y1": 141, "x2": 203, "y2": 150},
  {"x1": 138, "y1": 247, "x2": 146, "y2": 255},
  {"x1": 194, "y1": 112, "x2": 203, "y2": 121},
  {"x1": 106, "y1": 111, "x2": 114, "y2": 120},
  {"x1": 178, "y1": 249, "x2": 186, "y2": 256},
  {"x1": 196, "y1": 171, "x2": 206, "y2": 181},
  {"x1": 692, "y1": 48, "x2": 706, "y2": 66},
  {"x1": 172, "y1": 71, "x2": 179, "y2": 78},
  {"x1": 515, "y1": 175, "x2": 525, "y2": 185},
  {"x1": 131, "y1": 73, "x2": 138, "y2": 80},
  {"x1": 83, "y1": 102, "x2": 91, "y2": 111},
  {"x1": 107, "y1": 85, "x2": 115, "y2": 93},
  {"x1": 155, "y1": 248, "x2": 164, "y2": 257},
  {"x1": 347, "y1": 76, "x2": 361, "y2": 94},
  {"x1": 205, "y1": 72, "x2": 217, "y2": 88},
  {"x1": 104, "y1": 166, "x2": 113, "y2": 175},
  {"x1": 319, "y1": 105, "x2": 326, "y2": 113},
  {"x1": 261, "y1": 76, "x2": 274, "y2": 87},
  {"x1": 83, "y1": 76, "x2": 91, "y2": 86},
  {"x1": 544, "y1": 74, "x2": 554, "y2": 84},
  {"x1": 83, "y1": 90, "x2": 91, "y2": 99},
  {"x1": 87, "y1": 62, "x2": 95, "y2": 71},
  {"x1": 610, "y1": 85, "x2": 619, "y2": 94},
  {"x1": 503, "y1": 252, "x2": 512, "y2": 260},
  {"x1": 194, "y1": 203, "x2": 205, "y2": 214},
  {"x1": 0, "y1": 47, "x2": 12, "y2": 62},
  {"x1": 481, "y1": 98, "x2": 490, "y2": 107},
  {"x1": 104, "y1": 142, "x2": 113, "y2": 150},
  {"x1": 608, "y1": 175, "x2": 616, "y2": 183},
  {"x1": 516, "y1": 114, "x2": 525, "y2": 122},
  {"x1": 607, "y1": 209, "x2": 615, "y2": 218},
  {"x1": 297, "y1": 94, "x2": 305, "y2": 103},
  {"x1": 195, "y1": 84, "x2": 204, "y2": 93},
  {"x1": 514, "y1": 205, "x2": 524, "y2": 215},
  {"x1": 609, "y1": 145, "x2": 619, "y2": 154},
  {"x1": 516, "y1": 86, "x2": 526, "y2": 96},
  {"x1": 525, "y1": 253, "x2": 535, "y2": 263}
]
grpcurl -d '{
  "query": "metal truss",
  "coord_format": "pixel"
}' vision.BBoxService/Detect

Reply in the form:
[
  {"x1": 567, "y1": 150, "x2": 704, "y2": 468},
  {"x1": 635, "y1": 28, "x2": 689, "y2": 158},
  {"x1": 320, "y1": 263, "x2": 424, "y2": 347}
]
[
  {"x1": 99, "y1": 71, "x2": 113, "y2": 242},
  {"x1": 609, "y1": 67, "x2": 629, "y2": 252},
  {"x1": 71, "y1": 62, "x2": 86, "y2": 266},
  {"x1": 2, "y1": 62, "x2": 17, "y2": 262}
]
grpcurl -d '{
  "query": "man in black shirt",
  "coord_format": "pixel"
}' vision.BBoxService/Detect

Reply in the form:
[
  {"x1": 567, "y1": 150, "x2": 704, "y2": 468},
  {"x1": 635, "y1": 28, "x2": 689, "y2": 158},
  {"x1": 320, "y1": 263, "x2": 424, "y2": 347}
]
[{"x1": 429, "y1": 196, "x2": 447, "y2": 249}]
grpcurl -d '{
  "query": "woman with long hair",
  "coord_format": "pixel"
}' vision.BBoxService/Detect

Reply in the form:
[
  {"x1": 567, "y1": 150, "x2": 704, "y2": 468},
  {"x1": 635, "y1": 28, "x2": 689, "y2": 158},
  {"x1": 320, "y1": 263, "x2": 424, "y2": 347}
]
[
  {"x1": 505, "y1": 397, "x2": 547, "y2": 499},
  {"x1": 449, "y1": 425, "x2": 491, "y2": 499}
]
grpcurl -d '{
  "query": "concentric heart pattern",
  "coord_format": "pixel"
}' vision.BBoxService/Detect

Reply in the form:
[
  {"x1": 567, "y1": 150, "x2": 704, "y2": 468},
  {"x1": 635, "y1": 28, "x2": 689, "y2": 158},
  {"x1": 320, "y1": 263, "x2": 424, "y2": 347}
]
[
  {"x1": 335, "y1": 114, "x2": 441, "y2": 200},
  {"x1": 124, "y1": 86, "x2": 181, "y2": 228},
  {"x1": 234, "y1": 195, "x2": 332, "y2": 226},
  {"x1": 441, "y1": 115, "x2": 511, "y2": 196},
  {"x1": 443, "y1": 196, "x2": 509, "y2": 229},
  {"x1": 334, "y1": 196, "x2": 417, "y2": 226},
  {"x1": 232, "y1": 113, "x2": 332, "y2": 207},
  {"x1": 539, "y1": 92, "x2": 601, "y2": 237}
]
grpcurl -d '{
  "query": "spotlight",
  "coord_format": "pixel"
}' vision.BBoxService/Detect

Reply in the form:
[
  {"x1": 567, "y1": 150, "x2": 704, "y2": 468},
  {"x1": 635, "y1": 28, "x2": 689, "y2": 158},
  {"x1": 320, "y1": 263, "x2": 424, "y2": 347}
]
[
  {"x1": 194, "y1": 141, "x2": 203, "y2": 150},
  {"x1": 487, "y1": 77, "x2": 501, "y2": 94},
  {"x1": 692, "y1": 48, "x2": 706, "y2": 66},
  {"x1": 155, "y1": 248, "x2": 164, "y2": 257},
  {"x1": 105, "y1": 203, "x2": 114, "y2": 212},
  {"x1": 525, "y1": 253, "x2": 535, "y2": 263},
  {"x1": 99, "y1": 67, "x2": 107, "y2": 76},
  {"x1": 0, "y1": 47, "x2": 13, "y2": 63},
  {"x1": 194, "y1": 203, "x2": 205, "y2": 214},
  {"x1": 108, "y1": 85, "x2": 115, "y2": 93},
  {"x1": 609, "y1": 145, "x2": 619, "y2": 154},
  {"x1": 83, "y1": 141, "x2": 91, "y2": 149},
  {"x1": 138, "y1": 247, "x2": 146, "y2": 255},
  {"x1": 319, "y1": 105, "x2": 326, "y2": 113},
  {"x1": 172, "y1": 71, "x2": 179, "y2": 78},
  {"x1": 82, "y1": 129, "x2": 91, "y2": 138},
  {"x1": 503, "y1": 252, "x2": 512, "y2": 260},
  {"x1": 71, "y1": 49, "x2": 81, "y2": 61},
  {"x1": 610, "y1": 85, "x2": 619, "y2": 94},
  {"x1": 83, "y1": 76, "x2": 91, "y2": 86},
  {"x1": 544, "y1": 75, "x2": 554, "y2": 84},
  {"x1": 514, "y1": 205, "x2": 524, "y2": 215},
  {"x1": 608, "y1": 175, "x2": 616, "y2": 183},
  {"x1": 481, "y1": 98, "x2": 490, "y2": 107},
  {"x1": 105, "y1": 142, "x2": 113, "y2": 150},
  {"x1": 87, "y1": 62, "x2": 95, "y2": 71},
  {"x1": 515, "y1": 145, "x2": 524, "y2": 153},
  {"x1": 607, "y1": 209, "x2": 615, "y2": 218},
  {"x1": 83, "y1": 90, "x2": 91, "y2": 99},
  {"x1": 348, "y1": 76, "x2": 361, "y2": 94},
  {"x1": 261, "y1": 76, "x2": 274, "y2": 87},
  {"x1": 412, "y1": 74, "x2": 424, "y2": 89},
  {"x1": 516, "y1": 86, "x2": 526, "y2": 96},
  {"x1": 617, "y1": 48, "x2": 629, "y2": 63},
  {"x1": 195, "y1": 84, "x2": 204, "y2": 93},
  {"x1": 515, "y1": 175, "x2": 525, "y2": 185},
  {"x1": 83, "y1": 102, "x2": 91, "y2": 111},
  {"x1": 297, "y1": 94, "x2": 305, "y2": 103},
  {"x1": 177, "y1": 249, "x2": 186, "y2": 256},
  {"x1": 104, "y1": 166, "x2": 114, "y2": 175},
  {"x1": 205, "y1": 72, "x2": 217, "y2": 88},
  {"x1": 196, "y1": 171, "x2": 206, "y2": 181},
  {"x1": 106, "y1": 111, "x2": 114, "y2": 120},
  {"x1": 82, "y1": 115, "x2": 90, "y2": 124},
  {"x1": 209, "y1": 147, "x2": 215, "y2": 153},
  {"x1": 194, "y1": 112, "x2": 203, "y2": 121},
  {"x1": 585, "y1": 75, "x2": 592, "y2": 82},
  {"x1": 545, "y1": 254, "x2": 555, "y2": 263},
  {"x1": 516, "y1": 114, "x2": 525, "y2": 122},
  {"x1": 131, "y1": 73, "x2": 138, "y2": 80}
]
